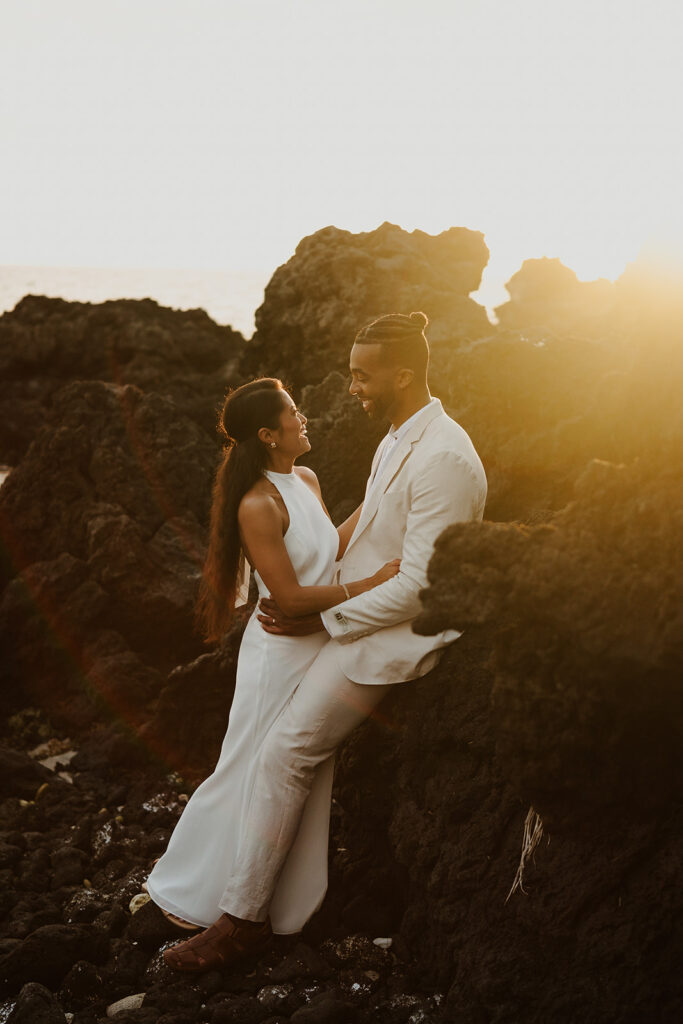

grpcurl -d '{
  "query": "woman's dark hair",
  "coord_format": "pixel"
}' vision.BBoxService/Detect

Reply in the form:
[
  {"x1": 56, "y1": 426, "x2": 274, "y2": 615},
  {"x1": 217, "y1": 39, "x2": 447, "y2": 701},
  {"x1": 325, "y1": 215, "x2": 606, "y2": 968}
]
[
  {"x1": 354, "y1": 311, "x2": 430, "y2": 376},
  {"x1": 196, "y1": 377, "x2": 287, "y2": 642}
]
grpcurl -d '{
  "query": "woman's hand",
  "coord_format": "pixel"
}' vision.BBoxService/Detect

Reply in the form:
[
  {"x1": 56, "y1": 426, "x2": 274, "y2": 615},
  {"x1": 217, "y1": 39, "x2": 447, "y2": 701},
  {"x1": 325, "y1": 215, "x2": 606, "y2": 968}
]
[
  {"x1": 370, "y1": 559, "x2": 401, "y2": 586},
  {"x1": 258, "y1": 597, "x2": 325, "y2": 635}
]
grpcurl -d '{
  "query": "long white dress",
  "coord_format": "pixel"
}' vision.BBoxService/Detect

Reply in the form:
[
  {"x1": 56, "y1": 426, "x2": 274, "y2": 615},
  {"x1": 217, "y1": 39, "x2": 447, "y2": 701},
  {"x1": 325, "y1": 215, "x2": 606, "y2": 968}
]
[{"x1": 146, "y1": 469, "x2": 340, "y2": 935}]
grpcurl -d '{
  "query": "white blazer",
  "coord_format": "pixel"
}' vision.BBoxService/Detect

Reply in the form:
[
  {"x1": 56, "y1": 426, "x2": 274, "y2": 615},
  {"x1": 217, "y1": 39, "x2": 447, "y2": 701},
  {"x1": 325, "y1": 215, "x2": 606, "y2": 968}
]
[{"x1": 320, "y1": 399, "x2": 487, "y2": 684}]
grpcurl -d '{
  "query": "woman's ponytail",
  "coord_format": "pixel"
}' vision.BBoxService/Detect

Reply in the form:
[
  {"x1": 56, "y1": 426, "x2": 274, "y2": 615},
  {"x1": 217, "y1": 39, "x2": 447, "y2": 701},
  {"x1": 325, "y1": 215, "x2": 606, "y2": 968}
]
[{"x1": 195, "y1": 379, "x2": 286, "y2": 642}]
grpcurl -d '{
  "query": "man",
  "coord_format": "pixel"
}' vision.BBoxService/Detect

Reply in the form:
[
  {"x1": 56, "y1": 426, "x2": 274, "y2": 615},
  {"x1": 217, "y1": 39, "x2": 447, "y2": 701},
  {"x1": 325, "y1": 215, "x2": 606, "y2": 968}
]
[{"x1": 164, "y1": 311, "x2": 487, "y2": 971}]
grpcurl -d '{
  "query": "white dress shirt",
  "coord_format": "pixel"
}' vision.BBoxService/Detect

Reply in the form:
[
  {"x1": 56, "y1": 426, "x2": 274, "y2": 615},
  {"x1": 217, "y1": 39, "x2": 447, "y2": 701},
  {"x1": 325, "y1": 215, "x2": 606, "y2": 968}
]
[{"x1": 367, "y1": 399, "x2": 437, "y2": 494}]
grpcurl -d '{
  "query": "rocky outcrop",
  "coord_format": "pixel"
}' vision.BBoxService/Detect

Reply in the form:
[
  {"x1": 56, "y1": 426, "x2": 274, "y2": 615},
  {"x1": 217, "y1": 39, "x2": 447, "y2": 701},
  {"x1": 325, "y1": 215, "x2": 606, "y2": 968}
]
[
  {"x1": 417, "y1": 455, "x2": 683, "y2": 821},
  {"x1": 241, "y1": 222, "x2": 492, "y2": 391},
  {"x1": 0, "y1": 380, "x2": 215, "y2": 731},
  {"x1": 0, "y1": 295, "x2": 244, "y2": 464},
  {"x1": 392, "y1": 450, "x2": 683, "y2": 1019},
  {"x1": 140, "y1": 615, "x2": 249, "y2": 779},
  {"x1": 494, "y1": 256, "x2": 617, "y2": 332}
]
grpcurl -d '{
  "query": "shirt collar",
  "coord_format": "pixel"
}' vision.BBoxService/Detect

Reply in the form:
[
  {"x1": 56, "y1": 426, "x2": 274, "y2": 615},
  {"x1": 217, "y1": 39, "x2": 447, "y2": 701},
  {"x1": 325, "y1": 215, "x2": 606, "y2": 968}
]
[{"x1": 388, "y1": 398, "x2": 437, "y2": 442}]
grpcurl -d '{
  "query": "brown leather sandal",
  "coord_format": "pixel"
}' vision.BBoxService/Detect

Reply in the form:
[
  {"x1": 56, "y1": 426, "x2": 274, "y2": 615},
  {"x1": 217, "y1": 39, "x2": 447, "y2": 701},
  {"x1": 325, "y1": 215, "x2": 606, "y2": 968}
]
[{"x1": 163, "y1": 913, "x2": 272, "y2": 973}]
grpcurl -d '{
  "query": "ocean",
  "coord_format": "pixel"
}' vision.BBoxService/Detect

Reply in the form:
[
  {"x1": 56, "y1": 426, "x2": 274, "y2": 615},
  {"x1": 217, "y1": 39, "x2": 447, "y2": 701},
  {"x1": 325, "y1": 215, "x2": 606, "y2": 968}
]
[{"x1": 0, "y1": 265, "x2": 271, "y2": 339}]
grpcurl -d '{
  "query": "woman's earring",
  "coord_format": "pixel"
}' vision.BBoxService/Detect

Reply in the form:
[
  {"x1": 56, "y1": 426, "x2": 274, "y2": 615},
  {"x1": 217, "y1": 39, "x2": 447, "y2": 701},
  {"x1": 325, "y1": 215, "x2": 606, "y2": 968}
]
[{"x1": 270, "y1": 442, "x2": 277, "y2": 448}]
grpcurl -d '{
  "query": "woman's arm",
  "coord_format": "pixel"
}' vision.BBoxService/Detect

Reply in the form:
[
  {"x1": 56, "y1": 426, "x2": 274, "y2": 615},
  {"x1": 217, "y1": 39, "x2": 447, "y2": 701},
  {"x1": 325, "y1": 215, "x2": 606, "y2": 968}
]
[{"x1": 238, "y1": 492, "x2": 398, "y2": 618}]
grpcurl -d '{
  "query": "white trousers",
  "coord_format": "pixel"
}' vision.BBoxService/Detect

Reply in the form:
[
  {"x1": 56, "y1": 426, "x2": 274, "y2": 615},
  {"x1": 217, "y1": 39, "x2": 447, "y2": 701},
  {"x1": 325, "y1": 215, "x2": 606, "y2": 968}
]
[{"x1": 219, "y1": 639, "x2": 394, "y2": 922}]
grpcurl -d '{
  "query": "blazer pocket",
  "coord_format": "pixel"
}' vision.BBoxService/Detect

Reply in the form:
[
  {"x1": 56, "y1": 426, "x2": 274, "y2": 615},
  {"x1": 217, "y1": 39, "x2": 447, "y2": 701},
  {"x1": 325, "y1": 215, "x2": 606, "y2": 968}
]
[{"x1": 377, "y1": 490, "x2": 409, "y2": 535}]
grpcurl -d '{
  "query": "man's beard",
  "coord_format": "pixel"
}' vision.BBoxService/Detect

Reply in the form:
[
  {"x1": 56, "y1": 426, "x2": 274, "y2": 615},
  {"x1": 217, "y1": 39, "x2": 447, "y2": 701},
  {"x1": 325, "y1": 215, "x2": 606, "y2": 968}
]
[{"x1": 366, "y1": 391, "x2": 393, "y2": 421}]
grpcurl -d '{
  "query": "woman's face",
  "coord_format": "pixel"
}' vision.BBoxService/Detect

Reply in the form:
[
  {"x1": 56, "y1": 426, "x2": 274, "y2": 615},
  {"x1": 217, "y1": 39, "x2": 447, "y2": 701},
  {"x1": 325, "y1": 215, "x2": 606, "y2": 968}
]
[{"x1": 271, "y1": 392, "x2": 310, "y2": 457}]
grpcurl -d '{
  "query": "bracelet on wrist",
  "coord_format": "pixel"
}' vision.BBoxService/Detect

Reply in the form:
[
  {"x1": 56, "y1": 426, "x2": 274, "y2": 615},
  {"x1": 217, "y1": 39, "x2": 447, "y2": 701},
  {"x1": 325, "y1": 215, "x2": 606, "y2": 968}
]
[{"x1": 340, "y1": 582, "x2": 351, "y2": 600}]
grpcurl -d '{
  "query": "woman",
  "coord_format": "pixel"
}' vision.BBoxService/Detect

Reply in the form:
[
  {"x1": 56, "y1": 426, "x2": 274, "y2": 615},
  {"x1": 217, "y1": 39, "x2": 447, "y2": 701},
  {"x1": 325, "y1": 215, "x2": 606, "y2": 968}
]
[{"x1": 145, "y1": 378, "x2": 398, "y2": 940}]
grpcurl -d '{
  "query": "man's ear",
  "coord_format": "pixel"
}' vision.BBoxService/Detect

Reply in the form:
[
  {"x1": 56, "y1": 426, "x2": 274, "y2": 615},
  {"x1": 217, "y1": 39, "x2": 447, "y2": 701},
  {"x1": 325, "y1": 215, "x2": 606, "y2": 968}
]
[{"x1": 395, "y1": 368, "x2": 414, "y2": 390}]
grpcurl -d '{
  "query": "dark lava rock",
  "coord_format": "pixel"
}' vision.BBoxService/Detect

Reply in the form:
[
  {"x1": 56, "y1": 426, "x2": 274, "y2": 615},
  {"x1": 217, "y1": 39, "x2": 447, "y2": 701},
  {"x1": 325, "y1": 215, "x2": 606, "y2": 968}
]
[
  {"x1": 0, "y1": 295, "x2": 244, "y2": 464},
  {"x1": 268, "y1": 942, "x2": 331, "y2": 983},
  {"x1": 58, "y1": 959, "x2": 104, "y2": 1010},
  {"x1": 416, "y1": 457, "x2": 683, "y2": 820},
  {"x1": 241, "y1": 221, "x2": 491, "y2": 392},
  {"x1": 0, "y1": 377, "x2": 213, "y2": 578},
  {"x1": 0, "y1": 923, "x2": 109, "y2": 991},
  {"x1": 5, "y1": 707, "x2": 53, "y2": 747},
  {"x1": 141, "y1": 978, "x2": 202, "y2": 1017},
  {"x1": 124, "y1": 899, "x2": 184, "y2": 952},
  {"x1": 99, "y1": 937, "x2": 149, "y2": 994},
  {"x1": 140, "y1": 618, "x2": 246, "y2": 778},
  {"x1": 0, "y1": 746, "x2": 53, "y2": 800},
  {"x1": 6, "y1": 981, "x2": 65, "y2": 1023},
  {"x1": 289, "y1": 989, "x2": 356, "y2": 1023},
  {"x1": 50, "y1": 845, "x2": 88, "y2": 889},
  {"x1": 494, "y1": 256, "x2": 617, "y2": 331},
  {"x1": 0, "y1": 379, "x2": 217, "y2": 730}
]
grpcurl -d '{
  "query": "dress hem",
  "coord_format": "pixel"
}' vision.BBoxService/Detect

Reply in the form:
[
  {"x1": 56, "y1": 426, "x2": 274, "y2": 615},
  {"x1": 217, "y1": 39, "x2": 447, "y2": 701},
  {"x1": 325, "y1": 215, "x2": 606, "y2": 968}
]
[{"x1": 146, "y1": 880, "x2": 307, "y2": 936}]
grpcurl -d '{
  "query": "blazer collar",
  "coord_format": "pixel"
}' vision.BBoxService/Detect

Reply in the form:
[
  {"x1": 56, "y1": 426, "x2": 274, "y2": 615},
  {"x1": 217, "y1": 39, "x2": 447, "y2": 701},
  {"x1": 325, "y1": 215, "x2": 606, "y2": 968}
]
[{"x1": 350, "y1": 398, "x2": 444, "y2": 547}]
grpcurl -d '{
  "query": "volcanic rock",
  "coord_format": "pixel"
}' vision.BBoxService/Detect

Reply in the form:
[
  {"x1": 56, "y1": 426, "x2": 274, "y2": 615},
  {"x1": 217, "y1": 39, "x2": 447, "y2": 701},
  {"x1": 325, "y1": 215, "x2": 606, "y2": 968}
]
[
  {"x1": 0, "y1": 746, "x2": 54, "y2": 800},
  {"x1": 0, "y1": 380, "x2": 216, "y2": 731},
  {"x1": 0, "y1": 923, "x2": 109, "y2": 989},
  {"x1": 6, "y1": 981, "x2": 66, "y2": 1023},
  {"x1": 416, "y1": 456, "x2": 683, "y2": 821},
  {"x1": 241, "y1": 222, "x2": 491, "y2": 391},
  {"x1": 0, "y1": 295, "x2": 244, "y2": 464},
  {"x1": 494, "y1": 256, "x2": 617, "y2": 330}
]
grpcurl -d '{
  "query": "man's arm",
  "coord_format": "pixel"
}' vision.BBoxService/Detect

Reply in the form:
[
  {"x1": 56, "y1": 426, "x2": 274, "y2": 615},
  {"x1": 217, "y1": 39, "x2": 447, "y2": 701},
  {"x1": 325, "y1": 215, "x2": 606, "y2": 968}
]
[{"x1": 320, "y1": 451, "x2": 484, "y2": 643}]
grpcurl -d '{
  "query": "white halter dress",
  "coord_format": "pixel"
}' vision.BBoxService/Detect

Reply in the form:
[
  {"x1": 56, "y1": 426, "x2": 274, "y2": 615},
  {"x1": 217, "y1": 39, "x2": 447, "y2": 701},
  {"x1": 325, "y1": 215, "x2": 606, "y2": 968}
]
[{"x1": 146, "y1": 469, "x2": 340, "y2": 934}]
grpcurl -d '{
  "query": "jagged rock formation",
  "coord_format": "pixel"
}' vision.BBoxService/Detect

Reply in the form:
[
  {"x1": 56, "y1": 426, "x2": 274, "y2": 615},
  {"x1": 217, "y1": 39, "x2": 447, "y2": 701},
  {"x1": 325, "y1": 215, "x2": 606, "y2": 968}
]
[
  {"x1": 0, "y1": 379, "x2": 215, "y2": 733},
  {"x1": 241, "y1": 222, "x2": 492, "y2": 391},
  {"x1": 418, "y1": 454, "x2": 683, "y2": 817},
  {"x1": 494, "y1": 256, "x2": 617, "y2": 331},
  {"x1": 0, "y1": 295, "x2": 245, "y2": 738},
  {"x1": 401, "y1": 453, "x2": 683, "y2": 1019},
  {"x1": 0, "y1": 295, "x2": 243, "y2": 464}
]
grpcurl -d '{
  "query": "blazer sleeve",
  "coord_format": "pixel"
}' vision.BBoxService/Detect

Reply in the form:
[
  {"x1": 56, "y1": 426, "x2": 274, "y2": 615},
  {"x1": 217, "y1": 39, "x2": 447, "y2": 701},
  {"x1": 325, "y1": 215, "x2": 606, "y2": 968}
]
[{"x1": 321, "y1": 450, "x2": 484, "y2": 643}]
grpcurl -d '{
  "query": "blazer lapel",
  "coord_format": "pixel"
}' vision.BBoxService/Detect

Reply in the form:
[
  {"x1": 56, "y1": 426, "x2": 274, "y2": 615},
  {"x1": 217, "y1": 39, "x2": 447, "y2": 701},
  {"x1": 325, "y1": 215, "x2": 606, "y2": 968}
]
[{"x1": 345, "y1": 399, "x2": 445, "y2": 554}]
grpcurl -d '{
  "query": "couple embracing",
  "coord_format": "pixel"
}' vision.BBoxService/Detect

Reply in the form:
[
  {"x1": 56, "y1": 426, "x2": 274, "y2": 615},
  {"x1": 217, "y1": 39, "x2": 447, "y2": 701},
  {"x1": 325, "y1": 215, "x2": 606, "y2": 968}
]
[{"x1": 145, "y1": 311, "x2": 487, "y2": 971}]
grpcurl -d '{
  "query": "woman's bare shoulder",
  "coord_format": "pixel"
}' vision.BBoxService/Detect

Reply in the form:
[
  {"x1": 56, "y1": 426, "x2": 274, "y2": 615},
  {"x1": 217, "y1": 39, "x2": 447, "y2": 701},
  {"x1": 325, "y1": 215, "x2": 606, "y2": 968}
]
[
  {"x1": 294, "y1": 465, "x2": 321, "y2": 492},
  {"x1": 238, "y1": 480, "x2": 281, "y2": 524}
]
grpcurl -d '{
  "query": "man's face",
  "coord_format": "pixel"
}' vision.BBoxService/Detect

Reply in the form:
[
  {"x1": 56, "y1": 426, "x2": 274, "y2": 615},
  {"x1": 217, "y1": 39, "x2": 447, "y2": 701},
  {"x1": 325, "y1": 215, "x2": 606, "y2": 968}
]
[{"x1": 348, "y1": 343, "x2": 398, "y2": 421}]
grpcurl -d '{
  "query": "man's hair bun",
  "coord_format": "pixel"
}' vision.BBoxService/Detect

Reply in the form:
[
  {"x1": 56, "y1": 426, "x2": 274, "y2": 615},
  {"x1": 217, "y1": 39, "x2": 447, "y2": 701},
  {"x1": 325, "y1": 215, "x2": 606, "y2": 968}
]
[{"x1": 409, "y1": 311, "x2": 429, "y2": 331}]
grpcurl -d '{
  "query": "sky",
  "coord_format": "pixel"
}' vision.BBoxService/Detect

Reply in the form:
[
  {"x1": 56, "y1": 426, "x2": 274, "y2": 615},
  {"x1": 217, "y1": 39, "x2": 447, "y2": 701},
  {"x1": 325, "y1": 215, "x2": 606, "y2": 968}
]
[{"x1": 1, "y1": 0, "x2": 682, "y2": 308}]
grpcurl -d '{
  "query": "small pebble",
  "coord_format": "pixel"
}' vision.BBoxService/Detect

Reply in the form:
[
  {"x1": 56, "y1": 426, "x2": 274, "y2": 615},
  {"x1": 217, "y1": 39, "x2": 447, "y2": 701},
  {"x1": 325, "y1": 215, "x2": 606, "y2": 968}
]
[
  {"x1": 129, "y1": 892, "x2": 151, "y2": 914},
  {"x1": 373, "y1": 937, "x2": 393, "y2": 949},
  {"x1": 106, "y1": 992, "x2": 145, "y2": 1016}
]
